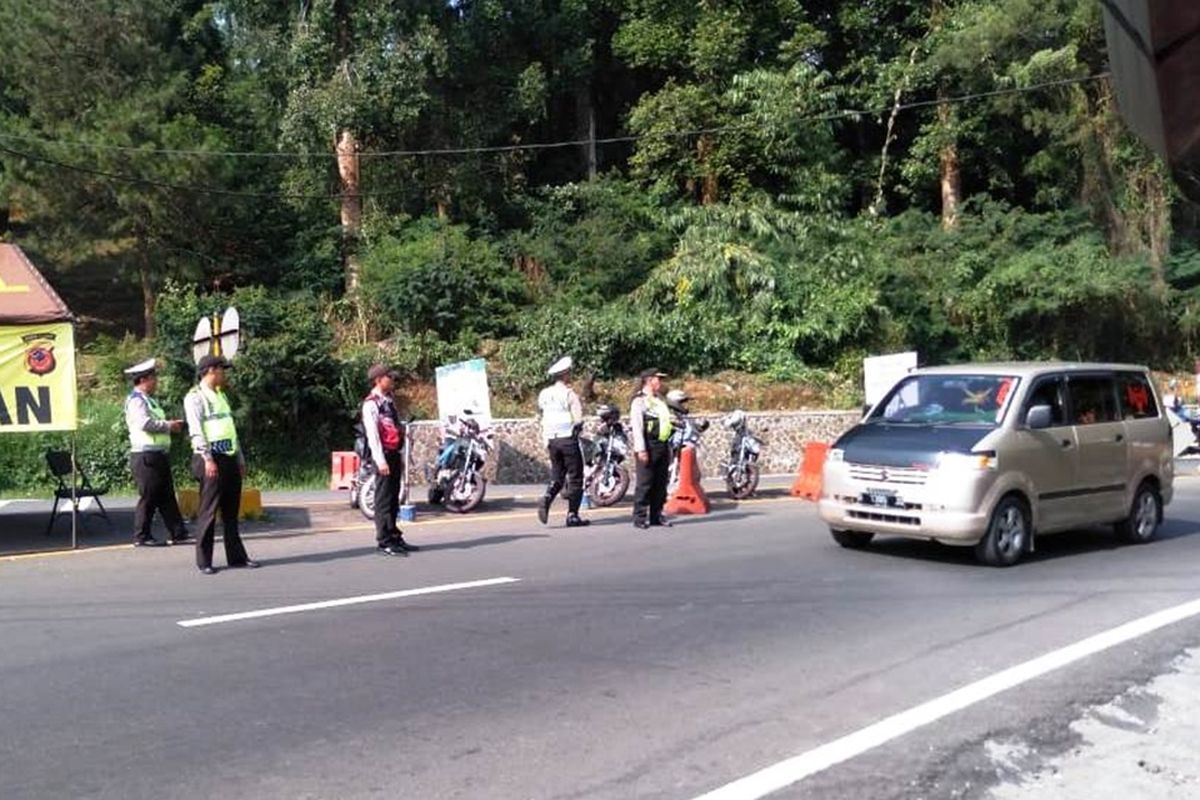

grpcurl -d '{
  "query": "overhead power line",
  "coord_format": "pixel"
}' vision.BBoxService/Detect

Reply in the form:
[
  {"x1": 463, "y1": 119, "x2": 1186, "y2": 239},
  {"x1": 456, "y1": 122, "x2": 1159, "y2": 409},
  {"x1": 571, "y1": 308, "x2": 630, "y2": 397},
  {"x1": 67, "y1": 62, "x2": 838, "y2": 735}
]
[{"x1": 0, "y1": 73, "x2": 1110, "y2": 162}]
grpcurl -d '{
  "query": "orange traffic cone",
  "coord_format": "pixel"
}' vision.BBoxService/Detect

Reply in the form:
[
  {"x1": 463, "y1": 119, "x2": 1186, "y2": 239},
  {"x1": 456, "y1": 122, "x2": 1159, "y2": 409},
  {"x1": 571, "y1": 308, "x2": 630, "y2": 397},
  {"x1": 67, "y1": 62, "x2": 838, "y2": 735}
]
[
  {"x1": 790, "y1": 442, "x2": 829, "y2": 501},
  {"x1": 666, "y1": 445, "x2": 710, "y2": 515}
]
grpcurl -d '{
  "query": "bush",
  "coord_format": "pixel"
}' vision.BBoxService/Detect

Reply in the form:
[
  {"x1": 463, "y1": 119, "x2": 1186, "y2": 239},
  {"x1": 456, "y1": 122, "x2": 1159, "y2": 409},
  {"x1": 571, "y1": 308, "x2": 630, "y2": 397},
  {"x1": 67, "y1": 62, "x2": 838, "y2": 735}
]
[{"x1": 359, "y1": 219, "x2": 529, "y2": 341}]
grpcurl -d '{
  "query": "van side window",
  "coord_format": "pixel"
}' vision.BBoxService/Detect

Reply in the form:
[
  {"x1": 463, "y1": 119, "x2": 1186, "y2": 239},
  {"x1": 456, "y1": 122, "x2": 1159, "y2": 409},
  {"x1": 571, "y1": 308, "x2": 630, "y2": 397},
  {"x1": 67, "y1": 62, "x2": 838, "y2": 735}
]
[
  {"x1": 1024, "y1": 378, "x2": 1066, "y2": 426},
  {"x1": 1117, "y1": 372, "x2": 1160, "y2": 419},
  {"x1": 1068, "y1": 377, "x2": 1119, "y2": 425}
]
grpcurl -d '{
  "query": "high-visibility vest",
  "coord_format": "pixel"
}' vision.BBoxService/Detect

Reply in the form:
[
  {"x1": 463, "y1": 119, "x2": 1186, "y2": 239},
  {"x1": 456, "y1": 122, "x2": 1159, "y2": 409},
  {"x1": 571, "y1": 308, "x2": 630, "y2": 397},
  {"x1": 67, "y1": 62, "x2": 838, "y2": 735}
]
[
  {"x1": 126, "y1": 391, "x2": 171, "y2": 452},
  {"x1": 644, "y1": 395, "x2": 673, "y2": 442},
  {"x1": 190, "y1": 384, "x2": 239, "y2": 456},
  {"x1": 539, "y1": 382, "x2": 577, "y2": 440}
]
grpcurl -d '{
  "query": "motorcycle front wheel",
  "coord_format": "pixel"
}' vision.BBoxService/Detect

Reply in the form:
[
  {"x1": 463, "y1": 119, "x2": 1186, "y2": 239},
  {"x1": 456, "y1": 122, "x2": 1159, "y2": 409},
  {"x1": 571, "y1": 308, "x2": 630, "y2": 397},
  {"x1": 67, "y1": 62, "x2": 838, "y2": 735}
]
[
  {"x1": 357, "y1": 477, "x2": 377, "y2": 520},
  {"x1": 725, "y1": 462, "x2": 760, "y2": 500},
  {"x1": 589, "y1": 464, "x2": 630, "y2": 507},
  {"x1": 445, "y1": 472, "x2": 487, "y2": 513}
]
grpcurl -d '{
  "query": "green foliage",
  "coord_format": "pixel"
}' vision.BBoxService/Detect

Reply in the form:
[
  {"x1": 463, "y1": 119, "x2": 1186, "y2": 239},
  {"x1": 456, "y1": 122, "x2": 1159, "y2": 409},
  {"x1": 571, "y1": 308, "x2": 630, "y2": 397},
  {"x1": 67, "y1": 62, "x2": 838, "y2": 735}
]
[{"x1": 359, "y1": 219, "x2": 528, "y2": 341}]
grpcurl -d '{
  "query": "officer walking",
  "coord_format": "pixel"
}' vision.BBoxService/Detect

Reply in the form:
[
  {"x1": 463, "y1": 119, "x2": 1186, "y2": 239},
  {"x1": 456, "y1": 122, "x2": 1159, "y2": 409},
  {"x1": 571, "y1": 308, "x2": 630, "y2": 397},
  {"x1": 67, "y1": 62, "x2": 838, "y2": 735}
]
[
  {"x1": 123, "y1": 359, "x2": 190, "y2": 548},
  {"x1": 629, "y1": 368, "x2": 673, "y2": 530},
  {"x1": 185, "y1": 355, "x2": 258, "y2": 575},
  {"x1": 363, "y1": 364, "x2": 419, "y2": 556},
  {"x1": 537, "y1": 356, "x2": 589, "y2": 527}
]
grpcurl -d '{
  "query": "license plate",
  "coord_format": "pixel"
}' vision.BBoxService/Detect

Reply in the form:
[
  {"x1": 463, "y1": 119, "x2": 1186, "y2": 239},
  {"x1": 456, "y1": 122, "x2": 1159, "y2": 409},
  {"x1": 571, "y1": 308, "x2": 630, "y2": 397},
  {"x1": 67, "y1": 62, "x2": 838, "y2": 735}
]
[{"x1": 863, "y1": 489, "x2": 898, "y2": 508}]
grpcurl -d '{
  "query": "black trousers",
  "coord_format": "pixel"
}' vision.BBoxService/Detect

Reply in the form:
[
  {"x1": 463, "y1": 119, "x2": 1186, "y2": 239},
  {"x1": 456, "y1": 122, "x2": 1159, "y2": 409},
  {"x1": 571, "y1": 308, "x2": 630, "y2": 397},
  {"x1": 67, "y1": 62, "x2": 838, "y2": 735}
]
[
  {"x1": 545, "y1": 436, "x2": 584, "y2": 514},
  {"x1": 374, "y1": 450, "x2": 404, "y2": 546},
  {"x1": 633, "y1": 440, "x2": 671, "y2": 524},
  {"x1": 131, "y1": 451, "x2": 185, "y2": 541},
  {"x1": 191, "y1": 453, "x2": 249, "y2": 569}
]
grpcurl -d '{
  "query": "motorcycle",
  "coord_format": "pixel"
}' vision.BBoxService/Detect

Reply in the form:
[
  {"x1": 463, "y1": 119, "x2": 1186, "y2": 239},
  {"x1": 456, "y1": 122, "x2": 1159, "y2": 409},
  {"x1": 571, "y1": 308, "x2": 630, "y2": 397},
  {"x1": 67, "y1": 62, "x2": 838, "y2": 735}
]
[
  {"x1": 720, "y1": 409, "x2": 762, "y2": 499},
  {"x1": 579, "y1": 404, "x2": 631, "y2": 507},
  {"x1": 424, "y1": 410, "x2": 492, "y2": 513}
]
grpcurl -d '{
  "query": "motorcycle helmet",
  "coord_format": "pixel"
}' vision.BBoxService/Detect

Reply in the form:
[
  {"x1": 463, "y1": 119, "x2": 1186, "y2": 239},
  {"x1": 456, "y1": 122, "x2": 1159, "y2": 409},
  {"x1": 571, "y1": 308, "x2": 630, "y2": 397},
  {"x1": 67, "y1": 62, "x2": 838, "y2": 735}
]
[
  {"x1": 666, "y1": 389, "x2": 690, "y2": 413},
  {"x1": 596, "y1": 403, "x2": 620, "y2": 424},
  {"x1": 722, "y1": 409, "x2": 746, "y2": 430}
]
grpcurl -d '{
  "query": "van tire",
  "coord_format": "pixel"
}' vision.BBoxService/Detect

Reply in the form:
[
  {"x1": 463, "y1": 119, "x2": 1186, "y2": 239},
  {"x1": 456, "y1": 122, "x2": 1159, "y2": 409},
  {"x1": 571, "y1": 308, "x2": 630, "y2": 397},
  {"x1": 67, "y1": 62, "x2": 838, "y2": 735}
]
[
  {"x1": 975, "y1": 496, "x2": 1029, "y2": 567},
  {"x1": 831, "y1": 529, "x2": 874, "y2": 549},
  {"x1": 1115, "y1": 482, "x2": 1161, "y2": 544}
]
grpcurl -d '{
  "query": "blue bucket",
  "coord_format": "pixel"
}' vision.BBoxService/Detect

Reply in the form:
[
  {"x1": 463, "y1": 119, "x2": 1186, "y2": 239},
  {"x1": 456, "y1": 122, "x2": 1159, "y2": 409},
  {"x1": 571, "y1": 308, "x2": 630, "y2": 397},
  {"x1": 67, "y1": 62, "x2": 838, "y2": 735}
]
[{"x1": 398, "y1": 504, "x2": 416, "y2": 523}]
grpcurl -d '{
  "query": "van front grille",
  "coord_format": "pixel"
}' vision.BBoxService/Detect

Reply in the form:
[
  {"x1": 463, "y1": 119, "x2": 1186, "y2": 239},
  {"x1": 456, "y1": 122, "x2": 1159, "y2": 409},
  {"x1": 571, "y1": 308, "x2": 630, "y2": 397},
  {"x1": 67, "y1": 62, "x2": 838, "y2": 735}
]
[
  {"x1": 848, "y1": 464, "x2": 929, "y2": 486},
  {"x1": 848, "y1": 510, "x2": 921, "y2": 526}
]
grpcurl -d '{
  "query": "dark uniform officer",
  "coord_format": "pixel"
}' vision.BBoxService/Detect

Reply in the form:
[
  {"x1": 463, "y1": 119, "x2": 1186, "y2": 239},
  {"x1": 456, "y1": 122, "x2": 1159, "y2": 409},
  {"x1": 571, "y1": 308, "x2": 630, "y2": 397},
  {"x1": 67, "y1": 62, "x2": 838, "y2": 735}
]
[
  {"x1": 362, "y1": 364, "x2": 418, "y2": 556},
  {"x1": 185, "y1": 354, "x2": 258, "y2": 575},
  {"x1": 123, "y1": 358, "x2": 190, "y2": 547},
  {"x1": 629, "y1": 367, "x2": 674, "y2": 529},
  {"x1": 537, "y1": 356, "x2": 589, "y2": 527}
]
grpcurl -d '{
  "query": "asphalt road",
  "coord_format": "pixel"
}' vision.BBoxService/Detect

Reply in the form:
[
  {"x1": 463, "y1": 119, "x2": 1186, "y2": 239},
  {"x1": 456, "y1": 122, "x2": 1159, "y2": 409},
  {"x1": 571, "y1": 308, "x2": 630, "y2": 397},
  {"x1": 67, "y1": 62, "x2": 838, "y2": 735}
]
[{"x1": 3, "y1": 485, "x2": 1200, "y2": 800}]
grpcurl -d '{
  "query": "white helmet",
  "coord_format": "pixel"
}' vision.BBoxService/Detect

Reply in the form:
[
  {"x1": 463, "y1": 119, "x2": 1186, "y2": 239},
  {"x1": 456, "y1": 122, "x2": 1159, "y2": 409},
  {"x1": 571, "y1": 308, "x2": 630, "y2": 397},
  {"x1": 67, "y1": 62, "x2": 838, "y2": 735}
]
[
  {"x1": 666, "y1": 389, "x2": 690, "y2": 413},
  {"x1": 722, "y1": 409, "x2": 746, "y2": 429}
]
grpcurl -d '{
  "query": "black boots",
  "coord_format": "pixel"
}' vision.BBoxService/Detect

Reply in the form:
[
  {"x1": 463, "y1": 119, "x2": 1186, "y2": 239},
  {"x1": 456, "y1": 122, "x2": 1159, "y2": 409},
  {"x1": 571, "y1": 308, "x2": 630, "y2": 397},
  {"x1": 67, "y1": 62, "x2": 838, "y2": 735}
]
[{"x1": 566, "y1": 513, "x2": 591, "y2": 528}]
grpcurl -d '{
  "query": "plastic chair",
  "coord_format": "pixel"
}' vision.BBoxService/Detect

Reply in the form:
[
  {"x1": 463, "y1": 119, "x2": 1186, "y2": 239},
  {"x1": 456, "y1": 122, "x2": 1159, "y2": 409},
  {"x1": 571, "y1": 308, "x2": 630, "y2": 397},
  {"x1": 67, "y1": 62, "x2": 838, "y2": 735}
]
[{"x1": 44, "y1": 450, "x2": 111, "y2": 536}]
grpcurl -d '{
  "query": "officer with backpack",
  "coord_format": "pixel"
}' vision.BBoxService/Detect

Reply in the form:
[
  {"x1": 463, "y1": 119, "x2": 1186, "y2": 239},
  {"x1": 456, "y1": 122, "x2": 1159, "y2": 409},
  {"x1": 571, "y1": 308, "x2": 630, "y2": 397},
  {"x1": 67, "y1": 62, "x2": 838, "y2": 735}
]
[{"x1": 363, "y1": 365, "x2": 418, "y2": 556}]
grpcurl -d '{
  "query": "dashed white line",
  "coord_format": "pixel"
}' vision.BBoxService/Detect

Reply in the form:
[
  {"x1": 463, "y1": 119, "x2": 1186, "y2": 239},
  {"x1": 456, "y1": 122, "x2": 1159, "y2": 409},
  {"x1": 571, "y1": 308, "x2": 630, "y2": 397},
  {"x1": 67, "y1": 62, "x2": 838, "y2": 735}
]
[
  {"x1": 177, "y1": 576, "x2": 521, "y2": 628},
  {"x1": 691, "y1": 595, "x2": 1200, "y2": 800}
]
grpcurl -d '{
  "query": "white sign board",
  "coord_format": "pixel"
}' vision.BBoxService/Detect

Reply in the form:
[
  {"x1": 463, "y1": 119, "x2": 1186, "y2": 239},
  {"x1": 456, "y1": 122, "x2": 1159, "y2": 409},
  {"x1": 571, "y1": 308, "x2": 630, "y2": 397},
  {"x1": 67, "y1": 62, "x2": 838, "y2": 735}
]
[
  {"x1": 863, "y1": 351, "x2": 918, "y2": 408},
  {"x1": 435, "y1": 358, "x2": 492, "y2": 426}
]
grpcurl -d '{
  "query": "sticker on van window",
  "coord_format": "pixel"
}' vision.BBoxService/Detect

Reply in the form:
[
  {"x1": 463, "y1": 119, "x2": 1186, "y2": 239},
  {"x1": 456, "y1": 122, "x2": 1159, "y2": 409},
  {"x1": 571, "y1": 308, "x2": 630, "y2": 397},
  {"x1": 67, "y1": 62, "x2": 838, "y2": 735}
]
[{"x1": 1125, "y1": 383, "x2": 1149, "y2": 415}]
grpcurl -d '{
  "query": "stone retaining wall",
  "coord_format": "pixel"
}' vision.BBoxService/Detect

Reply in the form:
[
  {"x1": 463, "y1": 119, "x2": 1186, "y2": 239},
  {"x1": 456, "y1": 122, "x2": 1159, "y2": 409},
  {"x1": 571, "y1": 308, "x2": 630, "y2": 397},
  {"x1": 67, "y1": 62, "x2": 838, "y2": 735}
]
[{"x1": 402, "y1": 410, "x2": 860, "y2": 485}]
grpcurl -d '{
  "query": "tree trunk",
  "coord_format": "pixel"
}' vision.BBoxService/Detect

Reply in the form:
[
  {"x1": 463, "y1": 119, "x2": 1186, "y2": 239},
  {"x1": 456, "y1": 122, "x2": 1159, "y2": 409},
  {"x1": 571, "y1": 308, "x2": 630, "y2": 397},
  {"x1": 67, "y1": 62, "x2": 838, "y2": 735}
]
[
  {"x1": 576, "y1": 85, "x2": 598, "y2": 180},
  {"x1": 139, "y1": 259, "x2": 157, "y2": 339},
  {"x1": 937, "y1": 93, "x2": 961, "y2": 231},
  {"x1": 335, "y1": 128, "x2": 362, "y2": 295},
  {"x1": 870, "y1": 44, "x2": 921, "y2": 218},
  {"x1": 697, "y1": 134, "x2": 718, "y2": 205}
]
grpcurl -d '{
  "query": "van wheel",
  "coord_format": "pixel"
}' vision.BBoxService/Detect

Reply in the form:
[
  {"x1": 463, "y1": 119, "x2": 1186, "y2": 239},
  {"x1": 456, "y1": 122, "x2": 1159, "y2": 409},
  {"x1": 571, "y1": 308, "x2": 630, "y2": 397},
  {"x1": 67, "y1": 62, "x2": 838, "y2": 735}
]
[
  {"x1": 1115, "y1": 482, "x2": 1161, "y2": 544},
  {"x1": 831, "y1": 529, "x2": 874, "y2": 549},
  {"x1": 975, "y1": 497, "x2": 1029, "y2": 567}
]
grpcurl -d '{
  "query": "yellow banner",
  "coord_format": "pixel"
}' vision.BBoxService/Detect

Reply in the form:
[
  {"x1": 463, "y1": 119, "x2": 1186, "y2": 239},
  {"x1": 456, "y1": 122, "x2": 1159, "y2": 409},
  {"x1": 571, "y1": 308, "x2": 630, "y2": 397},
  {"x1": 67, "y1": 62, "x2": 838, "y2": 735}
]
[{"x1": 0, "y1": 322, "x2": 77, "y2": 432}]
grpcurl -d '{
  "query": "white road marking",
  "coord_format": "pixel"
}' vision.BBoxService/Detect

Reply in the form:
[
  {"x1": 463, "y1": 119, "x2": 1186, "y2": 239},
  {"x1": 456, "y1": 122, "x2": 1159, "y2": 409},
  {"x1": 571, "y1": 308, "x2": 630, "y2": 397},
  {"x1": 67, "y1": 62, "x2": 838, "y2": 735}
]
[
  {"x1": 692, "y1": 595, "x2": 1200, "y2": 800},
  {"x1": 177, "y1": 577, "x2": 521, "y2": 628}
]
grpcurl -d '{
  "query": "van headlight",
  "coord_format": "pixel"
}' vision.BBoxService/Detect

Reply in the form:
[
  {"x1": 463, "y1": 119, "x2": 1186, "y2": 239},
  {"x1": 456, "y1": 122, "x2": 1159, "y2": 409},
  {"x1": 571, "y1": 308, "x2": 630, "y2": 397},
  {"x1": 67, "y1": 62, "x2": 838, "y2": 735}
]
[{"x1": 936, "y1": 451, "x2": 996, "y2": 471}]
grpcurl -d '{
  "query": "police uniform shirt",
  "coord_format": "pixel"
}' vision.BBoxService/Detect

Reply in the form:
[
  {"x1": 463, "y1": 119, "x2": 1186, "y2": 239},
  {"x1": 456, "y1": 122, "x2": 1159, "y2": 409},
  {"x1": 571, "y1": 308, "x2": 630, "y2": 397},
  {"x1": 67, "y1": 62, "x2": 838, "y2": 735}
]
[
  {"x1": 630, "y1": 390, "x2": 672, "y2": 453},
  {"x1": 538, "y1": 381, "x2": 583, "y2": 442},
  {"x1": 124, "y1": 390, "x2": 172, "y2": 452},
  {"x1": 185, "y1": 387, "x2": 245, "y2": 468}
]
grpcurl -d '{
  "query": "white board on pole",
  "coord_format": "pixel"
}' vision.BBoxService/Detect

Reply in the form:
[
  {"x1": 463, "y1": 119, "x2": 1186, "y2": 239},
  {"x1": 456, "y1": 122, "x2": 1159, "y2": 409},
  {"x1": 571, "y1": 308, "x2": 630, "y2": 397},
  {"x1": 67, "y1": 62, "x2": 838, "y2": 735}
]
[
  {"x1": 863, "y1": 351, "x2": 918, "y2": 408},
  {"x1": 435, "y1": 358, "x2": 492, "y2": 426}
]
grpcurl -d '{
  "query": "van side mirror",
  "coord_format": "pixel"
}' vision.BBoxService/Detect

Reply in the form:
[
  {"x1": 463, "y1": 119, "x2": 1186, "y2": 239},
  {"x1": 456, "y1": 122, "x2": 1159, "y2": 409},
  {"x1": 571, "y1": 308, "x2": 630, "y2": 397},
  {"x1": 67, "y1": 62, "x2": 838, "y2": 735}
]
[
  {"x1": 1026, "y1": 405, "x2": 1053, "y2": 430},
  {"x1": 861, "y1": 403, "x2": 872, "y2": 418}
]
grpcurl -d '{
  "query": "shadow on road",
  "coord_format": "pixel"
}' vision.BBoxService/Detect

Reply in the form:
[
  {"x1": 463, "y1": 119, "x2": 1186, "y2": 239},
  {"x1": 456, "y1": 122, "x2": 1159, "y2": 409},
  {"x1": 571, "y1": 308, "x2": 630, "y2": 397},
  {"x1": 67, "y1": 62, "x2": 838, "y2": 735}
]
[{"x1": 851, "y1": 514, "x2": 1200, "y2": 567}]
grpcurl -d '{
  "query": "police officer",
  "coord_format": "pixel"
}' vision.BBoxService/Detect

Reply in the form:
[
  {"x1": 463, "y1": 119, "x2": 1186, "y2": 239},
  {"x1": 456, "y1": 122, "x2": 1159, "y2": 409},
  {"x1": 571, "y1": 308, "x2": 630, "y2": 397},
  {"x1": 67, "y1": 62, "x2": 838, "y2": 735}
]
[
  {"x1": 537, "y1": 356, "x2": 589, "y2": 527},
  {"x1": 363, "y1": 364, "x2": 418, "y2": 556},
  {"x1": 123, "y1": 359, "x2": 190, "y2": 547},
  {"x1": 629, "y1": 367, "x2": 673, "y2": 529},
  {"x1": 185, "y1": 354, "x2": 258, "y2": 575}
]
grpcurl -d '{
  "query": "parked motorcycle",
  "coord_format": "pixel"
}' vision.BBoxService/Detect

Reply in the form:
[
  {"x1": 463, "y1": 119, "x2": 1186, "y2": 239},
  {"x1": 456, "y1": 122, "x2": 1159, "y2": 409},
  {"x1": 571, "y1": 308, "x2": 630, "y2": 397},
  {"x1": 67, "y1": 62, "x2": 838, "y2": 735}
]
[
  {"x1": 424, "y1": 410, "x2": 492, "y2": 513},
  {"x1": 720, "y1": 409, "x2": 762, "y2": 499},
  {"x1": 580, "y1": 404, "x2": 631, "y2": 507}
]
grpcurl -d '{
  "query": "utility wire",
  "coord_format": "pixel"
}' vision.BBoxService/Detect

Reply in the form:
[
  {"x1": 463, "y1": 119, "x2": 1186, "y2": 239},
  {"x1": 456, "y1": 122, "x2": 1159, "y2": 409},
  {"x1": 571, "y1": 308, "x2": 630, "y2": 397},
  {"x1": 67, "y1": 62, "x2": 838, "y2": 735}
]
[{"x1": 0, "y1": 73, "x2": 1110, "y2": 162}]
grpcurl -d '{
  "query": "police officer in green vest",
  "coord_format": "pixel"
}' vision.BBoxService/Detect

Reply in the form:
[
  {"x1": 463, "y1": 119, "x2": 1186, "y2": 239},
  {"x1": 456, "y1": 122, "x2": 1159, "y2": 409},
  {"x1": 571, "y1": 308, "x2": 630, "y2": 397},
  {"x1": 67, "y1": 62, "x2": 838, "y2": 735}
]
[
  {"x1": 629, "y1": 367, "x2": 674, "y2": 530},
  {"x1": 185, "y1": 354, "x2": 258, "y2": 575},
  {"x1": 123, "y1": 359, "x2": 190, "y2": 547}
]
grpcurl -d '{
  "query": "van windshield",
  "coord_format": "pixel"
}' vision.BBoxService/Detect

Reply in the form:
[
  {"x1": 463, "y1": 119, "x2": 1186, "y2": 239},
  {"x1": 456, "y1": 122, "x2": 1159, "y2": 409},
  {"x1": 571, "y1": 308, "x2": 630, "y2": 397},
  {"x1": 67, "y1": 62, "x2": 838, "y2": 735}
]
[{"x1": 869, "y1": 374, "x2": 1020, "y2": 427}]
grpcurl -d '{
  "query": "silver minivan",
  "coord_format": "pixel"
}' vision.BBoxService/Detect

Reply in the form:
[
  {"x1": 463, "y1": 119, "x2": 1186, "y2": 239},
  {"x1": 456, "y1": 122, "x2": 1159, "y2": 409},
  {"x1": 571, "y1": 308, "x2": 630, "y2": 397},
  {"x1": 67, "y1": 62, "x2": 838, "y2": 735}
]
[{"x1": 818, "y1": 363, "x2": 1174, "y2": 566}]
